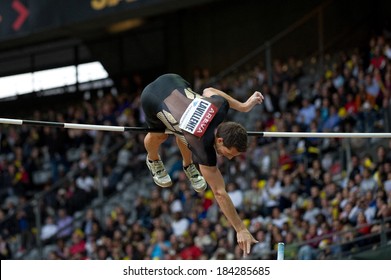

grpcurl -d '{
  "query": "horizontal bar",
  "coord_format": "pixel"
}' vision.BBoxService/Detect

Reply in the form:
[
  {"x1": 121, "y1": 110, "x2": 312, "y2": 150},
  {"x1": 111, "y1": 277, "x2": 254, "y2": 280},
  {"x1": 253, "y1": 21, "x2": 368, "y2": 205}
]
[
  {"x1": 251, "y1": 131, "x2": 391, "y2": 138},
  {"x1": 64, "y1": 123, "x2": 125, "y2": 132},
  {"x1": 0, "y1": 118, "x2": 22, "y2": 125},
  {"x1": 24, "y1": 120, "x2": 64, "y2": 128},
  {"x1": 0, "y1": 117, "x2": 157, "y2": 133},
  {"x1": 1, "y1": 117, "x2": 391, "y2": 138}
]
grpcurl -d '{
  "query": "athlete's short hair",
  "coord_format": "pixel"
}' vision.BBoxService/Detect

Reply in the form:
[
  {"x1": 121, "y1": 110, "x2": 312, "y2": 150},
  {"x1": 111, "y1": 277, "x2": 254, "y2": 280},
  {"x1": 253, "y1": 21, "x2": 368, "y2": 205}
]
[{"x1": 216, "y1": 122, "x2": 248, "y2": 152}]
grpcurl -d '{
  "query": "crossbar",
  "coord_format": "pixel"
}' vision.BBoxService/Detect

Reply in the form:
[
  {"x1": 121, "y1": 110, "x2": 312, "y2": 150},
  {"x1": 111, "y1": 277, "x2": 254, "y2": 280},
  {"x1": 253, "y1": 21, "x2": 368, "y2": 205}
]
[{"x1": 1, "y1": 117, "x2": 390, "y2": 138}]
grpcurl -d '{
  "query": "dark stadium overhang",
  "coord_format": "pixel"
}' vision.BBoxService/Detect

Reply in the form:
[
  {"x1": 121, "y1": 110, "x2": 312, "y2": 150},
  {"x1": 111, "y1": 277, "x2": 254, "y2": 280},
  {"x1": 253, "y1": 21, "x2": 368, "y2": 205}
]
[{"x1": 0, "y1": 0, "x2": 223, "y2": 77}]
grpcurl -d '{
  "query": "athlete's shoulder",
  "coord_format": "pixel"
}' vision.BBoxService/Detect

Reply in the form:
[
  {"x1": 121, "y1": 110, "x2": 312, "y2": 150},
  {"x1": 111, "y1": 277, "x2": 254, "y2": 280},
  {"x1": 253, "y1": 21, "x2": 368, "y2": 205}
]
[{"x1": 207, "y1": 94, "x2": 228, "y2": 106}]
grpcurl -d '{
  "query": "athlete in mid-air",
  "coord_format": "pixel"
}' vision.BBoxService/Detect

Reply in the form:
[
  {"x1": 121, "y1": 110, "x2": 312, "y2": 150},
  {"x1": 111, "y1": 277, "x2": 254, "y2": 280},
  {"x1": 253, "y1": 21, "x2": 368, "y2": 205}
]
[{"x1": 141, "y1": 73, "x2": 263, "y2": 256}]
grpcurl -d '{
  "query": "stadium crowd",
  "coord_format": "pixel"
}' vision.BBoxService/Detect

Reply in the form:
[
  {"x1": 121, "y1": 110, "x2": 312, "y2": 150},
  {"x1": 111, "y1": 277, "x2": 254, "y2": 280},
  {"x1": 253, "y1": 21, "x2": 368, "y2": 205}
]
[{"x1": 1, "y1": 30, "x2": 391, "y2": 260}]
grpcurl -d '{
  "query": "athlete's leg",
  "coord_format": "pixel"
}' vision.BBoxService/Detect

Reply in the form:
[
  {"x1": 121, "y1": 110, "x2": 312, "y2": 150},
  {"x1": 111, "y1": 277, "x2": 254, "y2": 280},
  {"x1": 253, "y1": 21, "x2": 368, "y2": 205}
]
[
  {"x1": 144, "y1": 132, "x2": 171, "y2": 187},
  {"x1": 175, "y1": 136, "x2": 192, "y2": 167},
  {"x1": 144, "y1": 133, "x2": 168, "y2": 161},
  {"x1": 175, "y1": 135, "x2": 207, "y2": 192}
]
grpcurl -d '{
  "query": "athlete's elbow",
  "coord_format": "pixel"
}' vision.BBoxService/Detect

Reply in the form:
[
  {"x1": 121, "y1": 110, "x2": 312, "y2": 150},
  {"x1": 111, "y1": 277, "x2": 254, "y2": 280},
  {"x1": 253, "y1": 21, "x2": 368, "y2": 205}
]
[{"x1": 203, "y1": 88, "x2": 214, "y2": 97}]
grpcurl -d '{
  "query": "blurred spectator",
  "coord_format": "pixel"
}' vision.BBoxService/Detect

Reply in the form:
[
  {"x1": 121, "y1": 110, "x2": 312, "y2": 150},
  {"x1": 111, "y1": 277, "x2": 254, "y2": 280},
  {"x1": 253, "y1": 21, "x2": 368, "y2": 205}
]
[
  {"x1": 359, "y1": 168, "x2": 378, "y2": 195},
  {"x1": 262, "y1": 175, "x2": 282, "y2": 215},
  {"x1": 146, "y1": 228, "x2": 171, "y2": 259},
  {"x1": 40, "y1": 216, "x2": 58, "y2": 242},
  {"x1": 194, "y1": 227, "x2": 215, "y2": 257},
  {"x1": 296, "y1": 98, "x2": 316, "y2": 129},
  {"x1": 170, "y1": 210, "x2": 189, "y2": 237},
  {"x1": 243, "y1": 177, "x2": 264, "y2": 213},
  {"x1": 251, "y1": 230, "x2": 271, "y2": 259},
  {"x1": 81, "y1": 208, "x2": 101, "y2": 237},
  {"x1": 302, "y1": 199, "x2": 321, "y2": 225},
  {"x1": 68, "y1": 229, "x2": 86, "y2": 259},
  {"x1": 227, "y1": 182, "x2": 243, "y2": 210},
  {"x1": 179, "y1": 235, "x2": 203, "y2": 260},
  {"x1": 75, "y1": 170, "x2": 95, "y2": 200},
  {"x1": 0, "y1": 235, "x2": 12, "y2": 260},
  {"x1": 271, "y1": 207, "x2": 288, "y2": 229},
  {"x1": 56, "y1": 208, "x2": 73, "y2": 239}
]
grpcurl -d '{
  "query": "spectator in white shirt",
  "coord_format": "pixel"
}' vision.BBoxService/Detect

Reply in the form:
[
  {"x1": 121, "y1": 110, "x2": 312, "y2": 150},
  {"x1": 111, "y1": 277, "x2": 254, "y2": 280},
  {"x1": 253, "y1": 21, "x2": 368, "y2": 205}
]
[
  {"x1": 262, "y1": 176, "x2": 282, "y2": 215},
  {"x1": 302, "y1": 199, "x2": 320, "y2": 225},
  {"x1": 75, "y1": 170, "x2": 95, "y2": 193},
  {"x1": 227, "y1": 182, "x2": 243, "y2": 210},
  {"x1": 41, "y1": 216, "x2": 58, "y2": 241},
  {"x1": 360, "y1": 168, "x2": 377, "y2": 195},
  {"x1": 171, "y1": 211, "x2": 189, "y2": 237}
]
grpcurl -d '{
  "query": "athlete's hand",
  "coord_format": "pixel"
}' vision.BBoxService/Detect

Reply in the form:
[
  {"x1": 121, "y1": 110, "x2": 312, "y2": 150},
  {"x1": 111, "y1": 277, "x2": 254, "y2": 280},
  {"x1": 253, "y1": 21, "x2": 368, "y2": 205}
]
[
  {"x1": 237, "y1": 229, "x2": 258, "y2": 257},
  {"x1": 244, "y1": 91, "x2": 264, "y2": 112}
]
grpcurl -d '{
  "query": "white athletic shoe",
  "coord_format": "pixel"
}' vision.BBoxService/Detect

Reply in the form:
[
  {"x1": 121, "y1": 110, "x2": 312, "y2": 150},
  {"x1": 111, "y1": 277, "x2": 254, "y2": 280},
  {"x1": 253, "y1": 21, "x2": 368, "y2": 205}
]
[
  {"x1": 146, "y1": 156, "x2": 172, "y2": 187},
  {"x1": 184, "y1": 163, "x2": 207, "y2": 192}
]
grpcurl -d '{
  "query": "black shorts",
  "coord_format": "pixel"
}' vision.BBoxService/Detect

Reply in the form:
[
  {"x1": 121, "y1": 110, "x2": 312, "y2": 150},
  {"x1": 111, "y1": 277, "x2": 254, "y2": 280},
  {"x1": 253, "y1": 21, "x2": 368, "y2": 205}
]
[{"x1": 141, "y1": 74, "x2": 191, "y2": 130}]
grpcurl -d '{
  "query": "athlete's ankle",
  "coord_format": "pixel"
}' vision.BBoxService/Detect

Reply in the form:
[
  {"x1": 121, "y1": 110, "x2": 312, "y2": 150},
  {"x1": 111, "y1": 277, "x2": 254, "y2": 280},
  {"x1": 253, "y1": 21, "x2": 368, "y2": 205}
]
[
  {"x1": 183, "y1": 162, "x2": 193, "y2": 169},
  {"x1": 147, "y1": 155, "x2": 160, "y2": 162}
]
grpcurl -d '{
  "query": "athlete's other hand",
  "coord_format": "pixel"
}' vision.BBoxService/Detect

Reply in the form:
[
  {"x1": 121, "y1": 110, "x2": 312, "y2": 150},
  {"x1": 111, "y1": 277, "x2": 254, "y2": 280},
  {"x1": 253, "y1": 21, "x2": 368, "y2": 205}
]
[
  {"x1": 237, "y1": 229, "x2": 258, "y2": 257},
  {"x1": 244, "y1": 91, "x2": 264, "y2": 112}
]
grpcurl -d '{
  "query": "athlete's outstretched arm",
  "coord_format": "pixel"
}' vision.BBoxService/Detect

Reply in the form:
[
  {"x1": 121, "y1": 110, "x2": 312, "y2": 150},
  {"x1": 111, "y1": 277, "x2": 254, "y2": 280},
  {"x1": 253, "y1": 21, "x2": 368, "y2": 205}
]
[
  {"x1": 202, "y1": 87, "x2": 264, "y2": 113},
  {"x1": 199, "y1": 164, "x2": 258, "y2": 256}
]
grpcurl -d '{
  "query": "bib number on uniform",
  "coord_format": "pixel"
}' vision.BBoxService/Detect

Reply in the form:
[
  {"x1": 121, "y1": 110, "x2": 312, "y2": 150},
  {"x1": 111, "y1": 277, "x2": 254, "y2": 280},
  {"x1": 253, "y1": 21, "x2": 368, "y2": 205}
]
[{"x1": 179, "y1": 99, "x2": 217, "y2": 137}]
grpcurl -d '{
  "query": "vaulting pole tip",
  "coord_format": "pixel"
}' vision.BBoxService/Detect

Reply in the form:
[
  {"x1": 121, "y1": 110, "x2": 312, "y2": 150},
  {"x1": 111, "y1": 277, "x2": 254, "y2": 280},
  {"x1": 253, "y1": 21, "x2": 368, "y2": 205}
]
[{"x1": 277, "y1": 242, "x2": 285, "y2": 260}]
